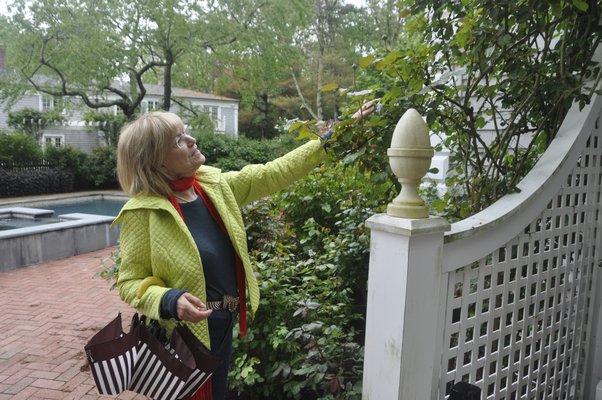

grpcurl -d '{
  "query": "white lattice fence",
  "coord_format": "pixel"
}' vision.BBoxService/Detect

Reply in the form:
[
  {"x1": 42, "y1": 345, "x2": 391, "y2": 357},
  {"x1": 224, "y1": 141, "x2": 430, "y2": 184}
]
[{"x1": 440, "y1": 115, "x2": 602, "y2": 398}]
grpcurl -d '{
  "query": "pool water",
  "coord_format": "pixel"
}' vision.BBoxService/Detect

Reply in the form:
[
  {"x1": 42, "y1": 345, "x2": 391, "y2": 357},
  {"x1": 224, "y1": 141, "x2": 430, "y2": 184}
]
[
  {"x1": 0, "y1": 217, "x2": 61, "y2": 231},
  {"x1": 0, "y1": 196, "x2": 121, "y2": 270},
  {"x1": 48, "y1": 199, "x2": 126, "y2": 217},
  {"x1": 24, "y1": 198, "x2": 127, "y2": 217}
]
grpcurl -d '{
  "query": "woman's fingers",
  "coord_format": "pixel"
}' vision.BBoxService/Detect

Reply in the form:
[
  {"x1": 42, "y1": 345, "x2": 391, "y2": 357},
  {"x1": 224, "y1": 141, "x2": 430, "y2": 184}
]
[
  {"x1": 183, "y1": 292, "x2": 204, "y2": 308},
  {"x1": 176, "y1": 292, "x2": 212, "y2": 323},
  {"x1": 353, "y1": 99, "x2": 380, "y2": 120}
]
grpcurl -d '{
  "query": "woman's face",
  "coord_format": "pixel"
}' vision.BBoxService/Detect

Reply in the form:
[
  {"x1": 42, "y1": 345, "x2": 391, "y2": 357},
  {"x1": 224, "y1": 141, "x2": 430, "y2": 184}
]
[{"x1": 162, "y1": 128, "x2": 206, "y2": 180}]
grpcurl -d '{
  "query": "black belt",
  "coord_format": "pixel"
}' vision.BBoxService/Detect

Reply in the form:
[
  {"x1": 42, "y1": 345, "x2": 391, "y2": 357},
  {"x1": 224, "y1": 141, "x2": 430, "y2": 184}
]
[{"x1": 206, "y1": 294, "x2": 239, "y2": 312}]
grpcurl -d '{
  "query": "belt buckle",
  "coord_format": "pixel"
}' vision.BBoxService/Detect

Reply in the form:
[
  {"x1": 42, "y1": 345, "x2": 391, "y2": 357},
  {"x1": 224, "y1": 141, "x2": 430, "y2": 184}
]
[{"x1": 222, "y1": 294, "x2": 238, "y2": 312}]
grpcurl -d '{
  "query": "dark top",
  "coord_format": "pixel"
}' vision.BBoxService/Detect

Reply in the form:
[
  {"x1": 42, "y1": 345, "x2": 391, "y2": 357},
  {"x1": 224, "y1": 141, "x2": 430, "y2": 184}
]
[
  {"x1": 180, "y1": 196, "x2": 237, "y2": 300},
  {"x1": 160, "y1": 195, "x2": 238, "y2": 320}
]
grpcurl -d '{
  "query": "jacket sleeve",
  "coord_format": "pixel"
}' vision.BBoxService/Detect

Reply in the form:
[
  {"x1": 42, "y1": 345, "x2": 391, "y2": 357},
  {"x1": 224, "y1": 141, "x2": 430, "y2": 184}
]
[
  {"x1": 115, "y1": 210, "x2": 169, "y2": 321},
  {"x1": 223, "y1": 139, "x2": 327, "y2": 206}
]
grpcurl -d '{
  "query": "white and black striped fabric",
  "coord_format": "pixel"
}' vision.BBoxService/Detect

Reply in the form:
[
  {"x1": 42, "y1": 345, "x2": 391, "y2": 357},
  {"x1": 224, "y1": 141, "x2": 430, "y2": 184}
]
[{"x1": 85, "y1": 313, "x2": 220, "y2": 400}]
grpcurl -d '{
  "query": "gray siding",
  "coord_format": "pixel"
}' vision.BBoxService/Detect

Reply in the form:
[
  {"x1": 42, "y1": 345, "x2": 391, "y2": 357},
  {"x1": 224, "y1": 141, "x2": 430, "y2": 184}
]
[
  {"x1": 0, "y1": 94, "x2": 40, "y2": 130},
  {"x1": 222, "y1": 107, "x2": 237, "y2": 138},
  {"x1": 0, "y1": 89, "x2": 240, "y2": 152},
  {"x1": 42, "y1": 126, "x2": 101, "y2": 154}
]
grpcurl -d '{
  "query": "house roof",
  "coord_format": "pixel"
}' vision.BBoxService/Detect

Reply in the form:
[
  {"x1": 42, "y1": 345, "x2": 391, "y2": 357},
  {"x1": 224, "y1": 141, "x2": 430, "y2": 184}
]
[{"x1": 144, "y1": 84, "x2": 239, "y2": 103}]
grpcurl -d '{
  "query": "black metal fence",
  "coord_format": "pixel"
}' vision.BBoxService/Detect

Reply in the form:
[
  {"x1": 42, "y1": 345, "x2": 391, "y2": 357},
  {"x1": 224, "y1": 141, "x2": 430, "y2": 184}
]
[{"x1": 0, "y1": 160, "x2": 53, "y2": 171}]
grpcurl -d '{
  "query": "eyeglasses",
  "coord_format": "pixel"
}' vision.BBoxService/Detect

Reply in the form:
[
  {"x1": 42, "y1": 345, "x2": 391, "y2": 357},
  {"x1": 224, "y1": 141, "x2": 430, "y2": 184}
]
[{"x1": 174, "y1": 131, "x2": 192, "y2": 148}]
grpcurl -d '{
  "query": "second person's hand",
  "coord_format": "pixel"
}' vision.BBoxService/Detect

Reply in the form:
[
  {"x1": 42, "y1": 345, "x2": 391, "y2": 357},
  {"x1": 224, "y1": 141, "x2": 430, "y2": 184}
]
[{"x1": 352, "y1": 98, "x2": 380, "y2": 121}]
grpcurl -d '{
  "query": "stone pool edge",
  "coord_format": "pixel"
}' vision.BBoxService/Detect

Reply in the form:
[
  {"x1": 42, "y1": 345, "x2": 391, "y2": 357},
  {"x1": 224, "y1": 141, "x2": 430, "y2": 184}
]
[{"x1": 0, "y1": 192, "x2": 127, "y2": 272}]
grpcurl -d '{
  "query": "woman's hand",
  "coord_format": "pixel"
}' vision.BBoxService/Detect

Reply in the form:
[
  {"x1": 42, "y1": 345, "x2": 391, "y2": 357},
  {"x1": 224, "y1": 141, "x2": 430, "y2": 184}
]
[
  {"x1": 176, "y1": 292, "x2": 212, "y2": 323},
  {"x1": 352, "y1": 99, "x2": 380, "y2": 121}
]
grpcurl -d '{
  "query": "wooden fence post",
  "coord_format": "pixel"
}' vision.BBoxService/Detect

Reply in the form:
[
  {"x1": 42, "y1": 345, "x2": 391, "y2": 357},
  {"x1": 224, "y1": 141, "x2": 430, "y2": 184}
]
[{"x1": 362, "y1": 109, "x2": 450, "y2": 399}]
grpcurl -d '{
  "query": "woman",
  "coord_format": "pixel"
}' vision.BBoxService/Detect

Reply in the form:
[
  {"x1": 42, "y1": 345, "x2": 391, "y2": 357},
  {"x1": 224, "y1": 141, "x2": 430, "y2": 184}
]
[{"x1": 114, "y1": 106, "x2": 374, "y2": 400}]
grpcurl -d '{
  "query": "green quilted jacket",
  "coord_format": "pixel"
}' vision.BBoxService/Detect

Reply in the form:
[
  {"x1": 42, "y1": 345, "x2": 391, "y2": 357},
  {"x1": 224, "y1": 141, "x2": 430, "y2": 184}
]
[{"x1": 113, "y1": 139, "x2": 327, "y2": 348}]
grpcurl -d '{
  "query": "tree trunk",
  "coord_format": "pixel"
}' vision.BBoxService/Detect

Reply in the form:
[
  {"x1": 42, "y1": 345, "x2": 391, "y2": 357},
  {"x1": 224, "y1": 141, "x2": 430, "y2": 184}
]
[
  {"x1": 260, "y1": 93, "x2": 269, "y2": 138},
  {"x1": 316, "y1": 47, "x2": 324, "y2": 121},
  {"x1": 163, "y1": 50, "x2": 173, "y2": 111}
]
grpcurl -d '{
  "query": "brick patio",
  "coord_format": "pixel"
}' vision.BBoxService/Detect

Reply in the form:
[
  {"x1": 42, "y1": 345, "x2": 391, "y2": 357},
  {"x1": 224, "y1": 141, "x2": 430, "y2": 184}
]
[{"x1": 0, "y1": 247, "x2": 148, "y2": 399}]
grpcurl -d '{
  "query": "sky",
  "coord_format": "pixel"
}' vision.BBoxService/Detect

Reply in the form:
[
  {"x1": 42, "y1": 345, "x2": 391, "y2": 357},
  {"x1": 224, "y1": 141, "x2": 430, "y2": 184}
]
[
  {"x1": 1, "y1": 0, "x2": 368, "y2": 17},
  {"x1": 344, "y1": 0, "x2": 367, "y2": 6}
]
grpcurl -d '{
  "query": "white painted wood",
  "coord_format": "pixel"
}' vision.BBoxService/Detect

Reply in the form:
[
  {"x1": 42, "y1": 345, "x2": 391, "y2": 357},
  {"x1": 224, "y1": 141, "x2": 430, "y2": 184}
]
[
  {"x1": 363, "y1": 48, "x2": 602, "y2": 399},
  {"x1": 387, "y1": 109, "x2": 434, "y2": 219},
  {"x1": 442, "y1": 91, "x2": 602, "y2": 272},
  {"x1": 362, "y1": 216, "x2": 450, "y2": 400},
  {"x1": 436, "y1": 91, "x2": 602, "y2": 398}
]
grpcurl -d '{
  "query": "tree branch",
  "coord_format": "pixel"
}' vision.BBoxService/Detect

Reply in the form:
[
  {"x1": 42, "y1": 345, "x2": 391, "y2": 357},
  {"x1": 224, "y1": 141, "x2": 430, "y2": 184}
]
[{"x1": 290, "y1": 68, "x2": 318, "y2": 120}]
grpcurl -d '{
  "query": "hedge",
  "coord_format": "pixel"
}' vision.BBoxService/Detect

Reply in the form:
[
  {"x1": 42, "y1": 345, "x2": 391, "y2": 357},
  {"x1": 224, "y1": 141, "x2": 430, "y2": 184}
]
[{"x1": 0, "y1": 168, "x2": 74, "y2": 198}]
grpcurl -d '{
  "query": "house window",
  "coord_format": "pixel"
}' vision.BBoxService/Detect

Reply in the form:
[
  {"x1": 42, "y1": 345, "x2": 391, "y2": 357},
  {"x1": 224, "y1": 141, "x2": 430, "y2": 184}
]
[
  {"x1": 204, "y1": 105, "x2": 218, "y2": 120},
  {"x1": 145, "y1": 100, "x2": 160, "y2": 112},
  {"x1": 41, "y1": 95, "x2": 60, "y2": 111},
  {"x1": 203, "y1": 105, "x2": 225, "y2": 131},
  {"x1": 44, "y1": 135, "x2": 63, "y2": 148}
]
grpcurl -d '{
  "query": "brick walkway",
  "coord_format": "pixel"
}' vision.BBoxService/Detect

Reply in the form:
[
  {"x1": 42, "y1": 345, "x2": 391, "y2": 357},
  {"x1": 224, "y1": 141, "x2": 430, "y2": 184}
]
[{"x1": 0, "y1": 247, "x2": 147, "y2": 400}]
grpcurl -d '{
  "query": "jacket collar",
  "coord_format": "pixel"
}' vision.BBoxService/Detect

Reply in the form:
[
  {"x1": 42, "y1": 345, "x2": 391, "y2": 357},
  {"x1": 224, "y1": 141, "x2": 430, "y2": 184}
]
[{"x1": 112, "y1": 165, "x2": 222, "y2": 226}]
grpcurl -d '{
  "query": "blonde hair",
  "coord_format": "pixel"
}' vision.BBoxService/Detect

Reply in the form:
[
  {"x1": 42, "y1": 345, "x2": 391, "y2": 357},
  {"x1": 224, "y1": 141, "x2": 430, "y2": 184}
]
[{"x1": 117, "y1": 111, "x2": 183, "y2": 197}]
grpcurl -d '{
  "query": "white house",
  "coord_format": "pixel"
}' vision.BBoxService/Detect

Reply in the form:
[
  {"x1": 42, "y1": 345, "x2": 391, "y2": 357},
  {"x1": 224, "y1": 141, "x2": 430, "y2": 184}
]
[
  {"x1": 142, "y1": 83, "x2": 240, "y2": 138},
  {"x1": 0, "y1": 77, "x2": 240, "y2": 153}
]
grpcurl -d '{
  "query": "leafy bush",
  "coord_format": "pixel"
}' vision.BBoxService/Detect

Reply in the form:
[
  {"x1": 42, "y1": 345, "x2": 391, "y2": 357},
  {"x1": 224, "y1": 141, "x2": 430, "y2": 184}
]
[
  {"x1": 44, "y1": 145, "x2": 89, "y2": 189},
  {"x1": 278, "y1": 163, "x2": 392, "y2": 241},
  {"x1": 8, "y1": 107, "x2": 65, "y2": 140},
  {"x1": 0, "y1": 132, "x2": 43, "y2": 164},
  {"x1": 0, "y1": 168, "x2": 73, "y2": 197},
  {"x1": 228, "y1": 163, "x2": 391, "y2": 399},
  {"x1": 195, "y1": 132, "x2": 301, "y2": 171},
  {"x1": 79, "y1": 146, "x2": 118, "y2": 188}
]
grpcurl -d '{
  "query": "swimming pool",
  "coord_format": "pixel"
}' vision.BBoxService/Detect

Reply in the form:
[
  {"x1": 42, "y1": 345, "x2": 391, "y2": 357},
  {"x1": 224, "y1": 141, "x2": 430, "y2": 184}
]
[
  {"x1": 0, "y1": 217, "x2": 61, "y2": 231},
  {"x1": 16, "y1": 195, "x2": 127, "y2": 217},
  {"x1": 0, "y1": 193, "x2": 128, "y2": 271}
]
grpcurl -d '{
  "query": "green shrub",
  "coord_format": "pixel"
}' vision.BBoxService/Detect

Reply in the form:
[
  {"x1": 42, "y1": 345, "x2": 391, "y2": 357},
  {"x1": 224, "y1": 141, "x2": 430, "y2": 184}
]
[
  {"x1": 0, "y1": 132, "x2": 43, "y2": 164},
  {"x1": 195, "y1": 132, "x2": 301, "y2": 172},
  {"x1": 0, "y1": 168, "x2": 73, "y2": 197},
  {"x1": 44, "y1": 145, "x2": 90, "y2": 189},
  {"x1": 278, "y1": 163, "x2": 392, "y2": 243},
  {"x1": 229, "y1": 163, "x2": 392, "y2": 399},
  {"x1": 80, "y1": 146, "x2": 118, "y2": 188},
  {"x1": 8, "y1": 108, "x2": 65, "y2": 140}
]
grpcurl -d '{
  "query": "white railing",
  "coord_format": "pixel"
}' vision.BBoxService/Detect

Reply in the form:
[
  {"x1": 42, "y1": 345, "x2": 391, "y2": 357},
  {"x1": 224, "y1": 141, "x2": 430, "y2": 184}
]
[{"x1": 362, "y1": 86, "x2": 602, "y2": 399}]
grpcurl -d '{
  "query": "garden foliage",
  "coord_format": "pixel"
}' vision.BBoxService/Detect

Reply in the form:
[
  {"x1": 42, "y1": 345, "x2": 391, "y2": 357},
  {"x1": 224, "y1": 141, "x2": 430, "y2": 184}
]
[
  {"x1": 7, "y1": 108, "x2": 65, "y2": 140},
  {"x1": 307, "y1": 0, "x2": 602, "y2": 221},
  {"x1": 0, "y1": 168, "x2": 73, "y2": 197},
  {"x1": 227, "y1": 163, "x2": 392, "y2": 399},
  {"x1": 0, "y1": 133, "x2": 118, "y2": 196},
  {"x1": 0, "y1": 132, "x2": 42, "y2": 164},
  {"x1": 195, "y1": 131, "x2": 302, "y2": 171}
]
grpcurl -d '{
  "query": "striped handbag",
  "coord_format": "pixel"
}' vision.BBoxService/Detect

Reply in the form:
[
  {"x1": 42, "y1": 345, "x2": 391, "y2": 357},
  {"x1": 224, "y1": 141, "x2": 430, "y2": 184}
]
[{"x1": 84, "y1": 313, "x2": 220, "y2": 400}]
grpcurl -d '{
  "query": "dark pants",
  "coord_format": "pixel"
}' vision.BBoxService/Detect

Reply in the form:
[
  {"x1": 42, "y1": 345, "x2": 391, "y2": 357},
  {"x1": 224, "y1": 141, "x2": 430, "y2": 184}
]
[{"x1": 208, "y1": 310, "x2": 236, "y2": 400}]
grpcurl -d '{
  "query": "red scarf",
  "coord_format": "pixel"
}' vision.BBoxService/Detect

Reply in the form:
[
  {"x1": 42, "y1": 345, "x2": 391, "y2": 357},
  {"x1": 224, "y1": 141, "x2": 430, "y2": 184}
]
[
  {"x1": 168, "y1": 176, "x2": 248, "y2": 336},
  {"x1": 169, "y1": 175, "x2": 196, "y2": 192}
]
